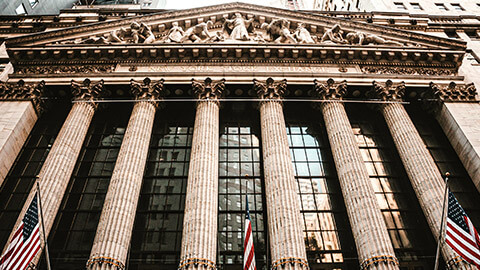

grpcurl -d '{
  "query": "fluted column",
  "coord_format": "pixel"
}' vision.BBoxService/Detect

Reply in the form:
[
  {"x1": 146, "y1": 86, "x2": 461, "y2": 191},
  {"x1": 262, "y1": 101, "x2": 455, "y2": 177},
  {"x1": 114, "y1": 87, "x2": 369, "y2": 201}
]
[
  {"x1": 2, "y1": 79, "x2": 103, "y2": 263},
  {"x1": 179, "y1": 78, "x2": 225, "y2": 270},
  {"x1": 313, "y1": 79, "x2": 398, "y2": 270},
  {"x1": 253, "y1": 78, "x2": 308, "y2": 270},
  {"x1": 88, "y1": 78, "x2": 164, "y2": 270},
  {"x1": 370, "y1": 80, "x2": 475, "y2": 269}
]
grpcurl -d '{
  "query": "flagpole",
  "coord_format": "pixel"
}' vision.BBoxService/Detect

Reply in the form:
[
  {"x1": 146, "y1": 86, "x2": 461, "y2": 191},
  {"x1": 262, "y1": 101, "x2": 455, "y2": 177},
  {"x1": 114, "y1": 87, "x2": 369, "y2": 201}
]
[
  {"x1": 434, "y1": 172, "x2": 450, "y2": 270},
  {"x1": 36, "y1": 177, "x2": 52, "y2": 270}
]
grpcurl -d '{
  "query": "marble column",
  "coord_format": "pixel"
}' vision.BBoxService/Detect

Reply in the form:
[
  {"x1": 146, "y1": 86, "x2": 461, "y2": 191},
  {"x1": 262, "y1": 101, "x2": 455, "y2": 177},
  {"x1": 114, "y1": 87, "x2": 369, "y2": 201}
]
[
  {"x1": 427, "y1": 82, "x2": 480, "y2": 193},
  {"x1": 87, "y1": 78, "x2": 164, "y2": 270},
  {"x1": 2, "y1": 79, "x2": 103, "y2": 262},
  {"x1": 370, "y1": 80, "x2": 475, "y2": 269},
  {"x1": 313, "y1": 79, "x2": 398, "y2": 270},
  {"x1": 253, "y1": 78, "x2": 309, "y2": 270},
  {"x1": 0, "y1": 80, "x2": 44, "y2": 187},
  {"x1": 179, "y1": 78, "x2": 224, "y2": 270}
]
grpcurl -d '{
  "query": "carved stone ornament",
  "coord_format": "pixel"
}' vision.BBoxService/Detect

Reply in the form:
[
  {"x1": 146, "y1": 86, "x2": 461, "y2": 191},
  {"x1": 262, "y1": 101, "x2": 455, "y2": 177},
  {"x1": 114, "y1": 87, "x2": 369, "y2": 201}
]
[
  {"x1": 313, "y1": 78, "x2": 348, "y2": 100},
  {"x1": 71, "y1": 79, "x2": 104, "y2": 105},
  {"x1": 191, "y1": 77, "x2": 226, "y2": 101},
  {"x1": 360, "y1": 66, "x2": 455, "y2": 76},
  {"x1": 321, "y1": 24, "x2": 404, "y2": 46},
  {"x1": 0, "y1": 80, "x2": 46, "y2": 114},
  {"x1": 428, "y1": 82, "x2": 477, "y2": 102},
  {"x1": 15, "y1": 65, "x2": 116, "y2": 74},
  {"x1": 130, "y1": 77, "x2": 165, "y2": 104},
  {"x1": 253, "y1": 77, "x2": 287, "y2": 100},
  {"x1": 369, "y1": 80, "x2": 406, "y2": 101}
]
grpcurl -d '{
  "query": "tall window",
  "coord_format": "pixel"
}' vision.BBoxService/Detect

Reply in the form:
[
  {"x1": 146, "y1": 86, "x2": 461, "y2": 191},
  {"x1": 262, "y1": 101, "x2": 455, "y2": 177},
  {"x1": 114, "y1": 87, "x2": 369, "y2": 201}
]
[
  {"x1": 285, "y1": 104, "x2": 358, "y2": 269},
  {"x1": 129, "y1": 110, "x2": 194, "y2": 269},
  {"x1": 47, "y1": 104, "x2": 130, "y2": 269},
  {"x1": 0, "y1": 103, "x2": 68, "y2": 250},
  {"x1": 218, "y1": 103, "x2": 267, "y2": 269},
  {"x1": 348, "y1": 104, "x2": 436, "y2": 269}
]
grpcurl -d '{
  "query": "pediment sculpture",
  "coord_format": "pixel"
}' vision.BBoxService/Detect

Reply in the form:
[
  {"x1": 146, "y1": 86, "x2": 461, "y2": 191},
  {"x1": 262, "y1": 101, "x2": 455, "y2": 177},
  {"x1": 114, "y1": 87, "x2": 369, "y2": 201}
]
[{"x1": 58, "y1": 14, "x2": 407, "y2": 46}]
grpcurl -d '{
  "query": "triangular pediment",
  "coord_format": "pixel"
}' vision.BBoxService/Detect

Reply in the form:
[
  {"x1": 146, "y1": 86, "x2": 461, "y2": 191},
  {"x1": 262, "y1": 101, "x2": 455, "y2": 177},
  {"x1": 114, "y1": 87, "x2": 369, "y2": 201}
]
[{"x1": 6, "y1": 2, "x2": 465, "y2": 50}]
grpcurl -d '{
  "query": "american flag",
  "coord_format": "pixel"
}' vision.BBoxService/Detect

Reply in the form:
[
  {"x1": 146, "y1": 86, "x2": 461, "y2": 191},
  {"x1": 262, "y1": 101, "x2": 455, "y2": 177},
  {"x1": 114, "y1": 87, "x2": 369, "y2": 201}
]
[
  {"x1": 445, "y1": 191, "x2": 480, "y2": 268},
  {"x1": 244, "y1": 196, "x2": 256, "y2": 270},
  {"x1": 0, "y1": 193, "x2": 41, "y2": 270}
]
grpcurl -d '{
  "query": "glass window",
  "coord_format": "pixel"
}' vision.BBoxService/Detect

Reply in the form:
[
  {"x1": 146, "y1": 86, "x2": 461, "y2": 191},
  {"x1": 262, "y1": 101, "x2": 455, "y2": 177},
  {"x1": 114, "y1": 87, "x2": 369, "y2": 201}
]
[
  {"x1": 48, "y1": 104, "x2": 130, "y2": 269},
  {"x1": 450, "y1": 3, "x2": 464, "y2": 10},
  {"x1": 435, "y1": 3, "x2": 448, "y2": 11},
  {"x1": 410, "y1": 3, "x2": 422, "y2": 10},
  {"x1": 394, "y1": 2, "x2": 407, "y2": 9},
  {"x1": 29, "y1": 0, "x2": 39, "y2": 8},
  {"x1": 0, "y1": 103, "x2": 68, "y2": 250},
  {"x1": 15, "y1": 4, "x2": 26, "y2": 14}
]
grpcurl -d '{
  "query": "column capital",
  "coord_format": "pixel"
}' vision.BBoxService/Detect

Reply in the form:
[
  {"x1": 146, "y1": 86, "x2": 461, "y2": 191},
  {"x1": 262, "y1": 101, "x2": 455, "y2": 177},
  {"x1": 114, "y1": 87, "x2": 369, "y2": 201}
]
[
  {"x1": 253, "y1": 77, "x2": 287, "y2": 100},
  {"x1": 71, "y1": 79, "x2": 104, "y2": 107},
  {"x1": 313, "y1": 78, "x2": 347, "y2": 100},
  {"x1": 130, "y1": 78, "x2": 165, "y2": 107},
  {"x1": 0, "y1": 80, "x2": 46, "y2": 114},
  {"x1": 423, "y1": 82, "x2": 477, "y2": 114},
  {"x1": 191, "y1": 77, "x2": 225, "y2": 101},
  {"x1": 369, "y1": 80, "x2": 406, "y2": 101}
]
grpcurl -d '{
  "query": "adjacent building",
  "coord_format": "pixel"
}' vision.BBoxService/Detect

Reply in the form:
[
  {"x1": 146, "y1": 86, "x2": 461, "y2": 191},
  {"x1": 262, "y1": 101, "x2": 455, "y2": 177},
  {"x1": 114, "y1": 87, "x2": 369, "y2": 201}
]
[{"x1": 0, "y1": 2, "x2": 479, "y2": 270}]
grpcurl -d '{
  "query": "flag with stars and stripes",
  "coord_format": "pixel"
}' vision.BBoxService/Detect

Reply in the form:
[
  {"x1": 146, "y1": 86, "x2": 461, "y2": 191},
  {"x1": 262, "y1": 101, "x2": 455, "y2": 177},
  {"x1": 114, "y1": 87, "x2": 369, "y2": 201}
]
[
  {"x1": 0, "y1": 193, "x2": 41, "y2": 270},
  {"x1": 243, "y1": 195, "x2": 256, "y2": 270},
  {"x1": 445, "y1": 191, "x2": 480, "y2": 267}
]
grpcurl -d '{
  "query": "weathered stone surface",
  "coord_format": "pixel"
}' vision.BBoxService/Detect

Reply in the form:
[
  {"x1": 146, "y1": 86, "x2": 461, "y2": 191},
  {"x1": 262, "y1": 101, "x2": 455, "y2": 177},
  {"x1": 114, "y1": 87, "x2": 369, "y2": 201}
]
[
  {"x1": 0, "y1": 101, "x2": 37, "y2": 187},
  {"x1": 255, "y1": 78, "x2": 309, "y2": 270},
  {"x1": 315, "y1": 79, "x2": 398, "y2": 270}
]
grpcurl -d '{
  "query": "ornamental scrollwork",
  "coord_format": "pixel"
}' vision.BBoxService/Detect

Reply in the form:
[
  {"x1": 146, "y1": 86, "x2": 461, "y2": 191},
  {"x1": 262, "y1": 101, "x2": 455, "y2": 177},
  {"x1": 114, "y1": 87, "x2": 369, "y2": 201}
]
[
  {"x1": 0, "y1": 80, "x2": 46, "y2": 114},
  {"x1": 71, "y1": 79, "x2": 104, "y2": 105},
  {"x1": 313, "y1": 78, "x2": 348, "y2": 100},
  {"x1": 253, "y1": 78, "x2": 287, "y2": 100},
  {"x1": 428, "y1": 82, "x2": 477, "y2": 102},
  {"x1": 16, "y1": 65, "x2": 116, "y2": 74},
  {"x1": 361, "y1": 66, "x2": 455, "y2": 76},
  {"x1": 130, "y1": 78, "x2": 165, "y2": 104},
  {"x1": 369, "y1": 80, "x2": 406, "y2": 101},
  {"x1": 191, "y1": 77, "x2": 226, "y2": 101}
]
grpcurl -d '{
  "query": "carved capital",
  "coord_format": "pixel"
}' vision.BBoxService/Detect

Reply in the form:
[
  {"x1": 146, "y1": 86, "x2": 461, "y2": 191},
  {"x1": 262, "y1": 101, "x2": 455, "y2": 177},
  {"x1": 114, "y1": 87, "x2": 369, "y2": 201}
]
[
  {"x1": 428, "y1": 82, "x2": 477, "y2": 102},
  {"x1": 0, "y1": 80, "x2": 46, "y2": 114},
  {"x1": 368, "y1": 80, "x2": 406, "y2": 101},
  {"x1": 191, "y1": 77, "x2": 226, "y2": 101},
  {"x1": 130, "y1": 78, "x2": 165, "y2": 106},
  {"x1": 71, "y1": 79, "x2": 104, "y2": 107},
  {"x1": 313, "y1": 78, "x2": 347, "y2": 100},
  {"x1": 253, "y1": 78, "x2": 287, "y2": 100}
]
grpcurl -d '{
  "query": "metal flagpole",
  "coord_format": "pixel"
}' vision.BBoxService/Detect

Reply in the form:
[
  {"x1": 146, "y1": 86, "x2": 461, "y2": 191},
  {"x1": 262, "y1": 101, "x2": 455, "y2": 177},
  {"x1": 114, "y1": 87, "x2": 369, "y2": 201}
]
[
  {"x1": 36, "y1": 177, "x2": 52, "y2": 270},
  {"x1": 434, "y1": 172, "x2": 450, "y2": 270}
]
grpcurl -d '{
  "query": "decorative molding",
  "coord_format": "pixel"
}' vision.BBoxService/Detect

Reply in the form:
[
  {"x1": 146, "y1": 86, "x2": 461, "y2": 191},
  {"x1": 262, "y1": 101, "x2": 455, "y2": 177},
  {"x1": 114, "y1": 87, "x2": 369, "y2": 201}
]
[
  {"x1": 361, "y1": 66, "x2": 456, "y2": 76},
  {"x1": 191, "y1": 77, "x2": 226, "y2": 101},
  {"x1": 71, "y1": 79, "x2": 104, "y2": 106},
  {"x1": 369, "y1": 80, "x2": 406, "y2": 101},
  {"x1": 0, "y1": 80, "x2": 46, "y2": 114},
  {"x1": 15, "y1": 65, "x2": 116, "y2": 74},
  {"x1": 253, "y1": 77, "x2": 287, "y2": 100},
  {"x1": 130, "y1": 77, "x2": 165, "y2": 105},
  {"x1": 428, "y1": 82, "x2": 477, "y2": 102},
  {"x1": 313, "y1": 78, "x2": 347, "y2": 100}
]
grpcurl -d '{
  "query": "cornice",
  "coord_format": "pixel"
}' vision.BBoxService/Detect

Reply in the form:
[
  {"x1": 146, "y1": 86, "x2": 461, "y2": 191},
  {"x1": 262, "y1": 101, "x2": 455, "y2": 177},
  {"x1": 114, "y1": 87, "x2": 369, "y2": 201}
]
[{"x1": 4, "y1": 2, "x2": 466, "y2": 50}]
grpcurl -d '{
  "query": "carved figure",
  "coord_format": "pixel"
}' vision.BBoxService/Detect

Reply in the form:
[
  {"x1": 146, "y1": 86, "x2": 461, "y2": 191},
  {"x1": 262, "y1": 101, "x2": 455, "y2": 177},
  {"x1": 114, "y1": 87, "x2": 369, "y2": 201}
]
[
  {"x1": 320, "y1": 24, "x2": 348, "y2": 44},
  {"x1": 261, "y1": 19, "x2": 297, "y2": 43},
  {"x1": 223, "y1": 13, "x2": 254, "y2": 41},
  {"x1": 345, "y1": 32, "x2": 403, "y2": 46},
  {"x1": 165, "y1": 22, "x2": 185, "y2": 43},
  {"x1": 181, "y1": 21, "x2": 214, "y2": 43},
  {"x1": 294, "y1": 23, "x2": 315, "y2": 44},
  {"x1": 130, "y1": 22, "x2": 155, "y2": 44}
]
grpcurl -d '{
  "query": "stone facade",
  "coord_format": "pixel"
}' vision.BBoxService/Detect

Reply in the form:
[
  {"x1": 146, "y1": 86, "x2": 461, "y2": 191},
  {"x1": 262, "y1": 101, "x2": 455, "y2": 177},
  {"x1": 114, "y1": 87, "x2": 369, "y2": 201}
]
[{"x1": 0, "y1": 3, "x2": 479, "y2": 270}]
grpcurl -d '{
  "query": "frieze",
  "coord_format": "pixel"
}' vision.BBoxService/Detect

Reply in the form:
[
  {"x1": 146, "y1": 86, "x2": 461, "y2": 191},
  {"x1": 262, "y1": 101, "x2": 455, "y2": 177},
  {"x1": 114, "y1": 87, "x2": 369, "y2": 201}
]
[
  {"x1": 360, "y1": 66, "x2": 456, "y2": 76},
  {"x1": 146, "y1": 65, "x2": 357, "y2": 74},
  {"x1": 15, "y1": 65, "x2": 116, "y2": 74}
]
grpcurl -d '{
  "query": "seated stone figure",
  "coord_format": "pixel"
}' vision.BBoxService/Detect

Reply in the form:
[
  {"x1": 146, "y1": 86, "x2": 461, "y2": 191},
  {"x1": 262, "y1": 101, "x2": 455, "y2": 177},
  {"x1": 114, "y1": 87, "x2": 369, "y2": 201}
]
[
  {"x1": 320, "y1": 24, "x2": 348, "y2": 44},
  {"x1": 181, "y1": 21, "x2": 214, "y2": 43},
  {"x1": 345, "y1": 31, "x2": 403, "y2": 46}
]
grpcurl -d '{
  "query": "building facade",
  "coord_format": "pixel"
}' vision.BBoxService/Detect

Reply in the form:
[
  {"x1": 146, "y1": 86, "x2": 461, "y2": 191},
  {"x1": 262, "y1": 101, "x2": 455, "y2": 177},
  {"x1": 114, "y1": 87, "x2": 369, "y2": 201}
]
[{"x1": 0, "y1": 3, "x2": 479, "y2": 270}]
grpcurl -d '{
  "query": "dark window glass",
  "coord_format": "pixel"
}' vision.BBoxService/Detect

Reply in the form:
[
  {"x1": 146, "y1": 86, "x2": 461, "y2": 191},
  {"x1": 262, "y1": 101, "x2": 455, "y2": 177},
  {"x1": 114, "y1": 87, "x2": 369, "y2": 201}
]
[
  {"x1": 0, "y1": 102, "x2": 68, "y2": 250},
  {"x1": 348, "y1": 104, "x2": 436, "y2": 269},
  {"x1": 128, "y1": 103, "x2": 194, "y2": 269},
  {"x1": 218, "y1": 102, "x2": 267, "y2": 269},
  {"x1": 47, "y1": 104, "x2": 130, "y2": 269},
  {"x1": 285, "y1": 104, "x2": 358, "y2": 269}
]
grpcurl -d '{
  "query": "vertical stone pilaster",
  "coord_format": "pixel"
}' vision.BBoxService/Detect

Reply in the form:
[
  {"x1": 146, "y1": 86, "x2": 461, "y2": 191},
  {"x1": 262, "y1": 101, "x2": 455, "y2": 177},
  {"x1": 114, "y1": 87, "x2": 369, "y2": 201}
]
[
  {"x1": 2, "y1": 79, "x2": 103, "y2": 263},
  {"x1": 179, "y1": 78, "x2": 225, "y2": 270},
  {"x1": 314, "y1": 79, "x2": 398, "y2": 270},
  {"x1": 0, "y1": 80, "x2": 45, "y2": 187},
  {"x1": 370, "y1": 80, "x2": 475, "y2": 269},
  {"x1": 254, "y1": 78, "x2": 309, "y2": 270},
  {"x1": 88, "y1": 78, "x2": 164, "y2": 270}
]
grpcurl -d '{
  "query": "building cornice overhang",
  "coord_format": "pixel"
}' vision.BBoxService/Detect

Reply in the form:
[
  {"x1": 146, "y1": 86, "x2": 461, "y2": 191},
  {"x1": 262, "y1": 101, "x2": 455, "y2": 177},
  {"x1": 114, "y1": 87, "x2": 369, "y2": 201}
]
[{"x1": 4, "y1": 2, "x2": 466, "y2": 50}]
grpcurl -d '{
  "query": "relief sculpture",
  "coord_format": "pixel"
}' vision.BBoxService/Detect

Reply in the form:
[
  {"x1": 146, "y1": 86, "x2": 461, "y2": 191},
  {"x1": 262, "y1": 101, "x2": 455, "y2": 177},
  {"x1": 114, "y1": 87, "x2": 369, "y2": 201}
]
[{"x1": 58, "y1": 14, "x2": 405, "y2": 46}]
